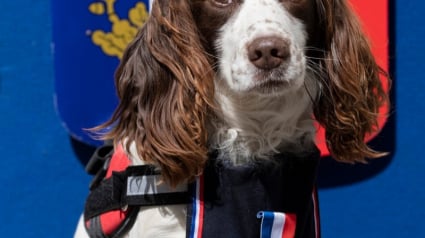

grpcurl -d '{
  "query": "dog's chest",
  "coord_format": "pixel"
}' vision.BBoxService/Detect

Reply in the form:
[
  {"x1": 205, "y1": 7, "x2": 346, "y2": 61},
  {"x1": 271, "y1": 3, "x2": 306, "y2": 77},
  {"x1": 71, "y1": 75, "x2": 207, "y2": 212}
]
[
  {"x1": 85, "y1": 146, "x2": 320, "y2": 238},
  {"x1": 197, "y1": 150, "x2": 320, "y2": 238}
]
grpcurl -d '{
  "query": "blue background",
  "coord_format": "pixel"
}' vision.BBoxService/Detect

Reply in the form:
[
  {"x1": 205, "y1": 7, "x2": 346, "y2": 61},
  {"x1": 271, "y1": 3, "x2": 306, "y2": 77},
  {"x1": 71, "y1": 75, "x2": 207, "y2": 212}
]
[
  {"x1": 0, "y1": 0, "x2": 423, "y2": 237},
  {"x1": 52, "y1": 0, "x2": 143, "y2": 146}
]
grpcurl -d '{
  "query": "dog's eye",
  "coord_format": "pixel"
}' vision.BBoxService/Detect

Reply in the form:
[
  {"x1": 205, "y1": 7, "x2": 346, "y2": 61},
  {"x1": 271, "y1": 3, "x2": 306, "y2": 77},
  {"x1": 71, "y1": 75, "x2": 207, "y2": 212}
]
[{"x1": 212, "y1": 0, "x2": 233, "y2": 7}]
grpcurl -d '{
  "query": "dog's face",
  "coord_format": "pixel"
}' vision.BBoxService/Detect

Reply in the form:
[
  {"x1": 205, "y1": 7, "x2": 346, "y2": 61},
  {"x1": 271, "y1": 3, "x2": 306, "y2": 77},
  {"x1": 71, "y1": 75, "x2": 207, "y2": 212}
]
[
  {"x1": 100, "y1": 0, "x2": 389, "y2": 186},
  {"x1": 192, "y1": 0, "x2": 316, "y2": 96}
]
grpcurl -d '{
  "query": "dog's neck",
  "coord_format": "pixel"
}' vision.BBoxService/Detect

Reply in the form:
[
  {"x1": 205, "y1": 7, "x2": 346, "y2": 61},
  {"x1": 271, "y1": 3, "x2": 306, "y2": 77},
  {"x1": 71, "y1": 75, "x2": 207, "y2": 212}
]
[{"x1": 208, "y1": 78, "x2": 318, "y2": 164}]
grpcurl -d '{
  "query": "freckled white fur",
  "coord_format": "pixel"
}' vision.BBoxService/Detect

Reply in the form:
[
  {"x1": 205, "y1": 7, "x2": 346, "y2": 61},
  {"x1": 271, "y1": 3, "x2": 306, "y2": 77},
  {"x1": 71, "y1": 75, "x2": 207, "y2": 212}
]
[
  {"x1": 210, "y1": 74, "x2": 317, "y2": 164},
  {"x1": 74, "y1": 0, "x2": 319, "y2": 237},
  {"x1": 211, "y1": 0, "x2": 318, "y2": 164},
  {"x1": 218, "y1": 0, "x2": 307, "y2": 92}
]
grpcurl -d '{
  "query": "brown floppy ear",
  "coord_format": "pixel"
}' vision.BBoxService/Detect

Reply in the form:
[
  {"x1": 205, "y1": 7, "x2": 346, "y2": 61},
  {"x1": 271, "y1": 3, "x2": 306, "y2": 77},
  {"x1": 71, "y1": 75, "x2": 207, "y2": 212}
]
[
  {"x1": 96, "y1": 0, "x2": 215, "y2": 186},
  {"x1": 313, "y1": 0, "x2": 390, "y2": 163}
]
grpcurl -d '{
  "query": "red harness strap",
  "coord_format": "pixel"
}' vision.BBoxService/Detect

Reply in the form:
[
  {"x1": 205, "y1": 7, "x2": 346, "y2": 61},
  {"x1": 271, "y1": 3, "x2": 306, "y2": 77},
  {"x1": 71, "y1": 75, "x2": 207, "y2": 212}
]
[
  {"x1": 85, "y1": 145, "x2": 133, "y2": 237},
  {"x1": 84, "y1": 145, "x2": 189, "y2": 238},
  {"x1": 83, "y1": 145, "x2": 321, "y2": 238}
]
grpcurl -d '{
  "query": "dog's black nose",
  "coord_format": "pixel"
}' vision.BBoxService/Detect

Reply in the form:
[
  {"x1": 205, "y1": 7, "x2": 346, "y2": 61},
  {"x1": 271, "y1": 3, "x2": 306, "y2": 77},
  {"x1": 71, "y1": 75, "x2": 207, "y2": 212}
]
[{"x1": 247, "y1": 37, "x2": 290, "y2": 70}]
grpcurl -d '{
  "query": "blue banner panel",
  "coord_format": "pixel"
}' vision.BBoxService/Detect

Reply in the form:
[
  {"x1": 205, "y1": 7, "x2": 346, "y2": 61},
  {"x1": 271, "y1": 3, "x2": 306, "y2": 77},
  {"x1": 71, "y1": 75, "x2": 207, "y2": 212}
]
[{"x1": 53, "y1": 0, "x2": 150, "y2": 146}]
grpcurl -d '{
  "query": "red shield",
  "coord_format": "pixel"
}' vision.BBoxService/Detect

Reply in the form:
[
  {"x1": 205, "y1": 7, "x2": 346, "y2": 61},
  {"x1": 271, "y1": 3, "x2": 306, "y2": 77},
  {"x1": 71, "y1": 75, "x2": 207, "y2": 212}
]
[{"x1": 316, "y1": 0, "x2": 391, "y2": 156}]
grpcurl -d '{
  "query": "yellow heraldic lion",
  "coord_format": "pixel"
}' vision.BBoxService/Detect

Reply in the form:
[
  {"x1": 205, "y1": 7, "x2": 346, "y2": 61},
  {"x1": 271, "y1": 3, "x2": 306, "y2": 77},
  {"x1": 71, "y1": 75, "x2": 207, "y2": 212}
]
[{"x1": 88, "y1": 0, "x2": 148, "y2": 59}]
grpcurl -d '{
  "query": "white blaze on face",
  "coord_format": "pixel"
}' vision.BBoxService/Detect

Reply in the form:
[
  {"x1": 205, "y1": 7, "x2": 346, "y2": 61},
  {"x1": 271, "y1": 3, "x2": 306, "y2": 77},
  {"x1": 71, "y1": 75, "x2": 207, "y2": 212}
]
[{"x1": 216, "y1": 0, "x2": 308, "y2": 94}]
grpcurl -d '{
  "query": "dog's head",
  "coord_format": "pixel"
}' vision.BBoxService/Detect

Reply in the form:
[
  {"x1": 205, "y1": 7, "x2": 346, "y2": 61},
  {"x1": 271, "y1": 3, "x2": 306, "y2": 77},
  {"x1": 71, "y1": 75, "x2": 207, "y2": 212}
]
[{"x1": 98, "y1": 0, "x2": 389, "y2": 186}]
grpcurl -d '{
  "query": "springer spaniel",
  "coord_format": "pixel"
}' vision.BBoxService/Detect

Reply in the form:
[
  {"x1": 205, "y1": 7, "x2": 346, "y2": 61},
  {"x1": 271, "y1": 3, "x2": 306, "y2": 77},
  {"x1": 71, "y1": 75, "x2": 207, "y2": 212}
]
[{"x1": 75, "y1": 0, "x2": 389, "y2": 237}]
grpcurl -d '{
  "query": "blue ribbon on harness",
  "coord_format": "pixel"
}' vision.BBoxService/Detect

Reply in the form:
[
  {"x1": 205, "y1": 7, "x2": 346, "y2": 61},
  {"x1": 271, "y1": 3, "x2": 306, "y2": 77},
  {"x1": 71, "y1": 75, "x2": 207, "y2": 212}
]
[
  {"x1": 257, "y1": 211, "x2": 275, "y2": 238},
  {"x1": 257, "y1": 211, "x2": 289, "y2": 238}
]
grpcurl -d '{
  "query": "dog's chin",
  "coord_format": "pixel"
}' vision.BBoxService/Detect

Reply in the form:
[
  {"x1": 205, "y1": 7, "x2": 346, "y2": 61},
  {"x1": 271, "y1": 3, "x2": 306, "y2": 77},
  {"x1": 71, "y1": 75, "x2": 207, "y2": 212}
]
[
  {"x1": 229, "y1": 67, "x2": 306, "y2": 97},
  {"x1": 246, "y1": 76, "x2": 303, "y2": 97},
  {"x1": 219, "y1": 68, "x2": 305, "y2": 97},
  {"x1": 249, "y1": 79, "x2": 289, "y2": 95}
]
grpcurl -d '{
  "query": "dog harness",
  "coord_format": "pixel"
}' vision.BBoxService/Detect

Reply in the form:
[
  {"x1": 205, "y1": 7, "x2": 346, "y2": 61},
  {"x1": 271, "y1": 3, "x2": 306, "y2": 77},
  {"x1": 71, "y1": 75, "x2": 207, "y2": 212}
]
[{"x1": 84, "y1": 145, "x2": 321, "y2": 238}]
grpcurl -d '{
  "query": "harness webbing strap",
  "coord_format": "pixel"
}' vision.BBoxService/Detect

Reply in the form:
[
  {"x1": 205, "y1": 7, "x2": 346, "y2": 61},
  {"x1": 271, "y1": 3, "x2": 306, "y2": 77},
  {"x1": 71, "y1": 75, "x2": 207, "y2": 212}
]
[
  {"x1": 84, "y1": 145, "x2": 190, "y2": 238},
  {"x1": 84, "y1": 144, "x2": 321, "y2": 238}
]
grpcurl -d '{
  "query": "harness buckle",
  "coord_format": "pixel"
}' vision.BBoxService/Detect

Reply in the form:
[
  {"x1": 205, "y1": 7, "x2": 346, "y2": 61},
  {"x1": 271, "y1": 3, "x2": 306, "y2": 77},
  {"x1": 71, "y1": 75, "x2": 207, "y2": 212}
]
[{"x1": 86, "y1": 143, "x2": 114, "y2": 190}]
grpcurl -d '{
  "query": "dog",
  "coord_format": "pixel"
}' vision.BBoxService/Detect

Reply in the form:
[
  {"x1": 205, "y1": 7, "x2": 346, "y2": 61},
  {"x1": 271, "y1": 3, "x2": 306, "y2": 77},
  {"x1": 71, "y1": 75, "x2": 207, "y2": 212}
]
[{"x1": 75, "y1": 0, "x2": 389, "y2": 237}]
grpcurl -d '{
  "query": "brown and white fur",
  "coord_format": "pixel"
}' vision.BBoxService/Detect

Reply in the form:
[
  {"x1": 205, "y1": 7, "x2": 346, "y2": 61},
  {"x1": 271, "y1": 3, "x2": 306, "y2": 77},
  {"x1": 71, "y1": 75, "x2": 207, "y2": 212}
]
[{"x1": 75, "y1": 0, "x2": 389, "y2": 237}]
